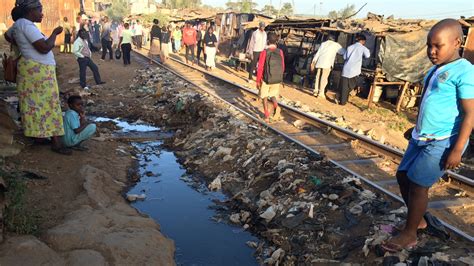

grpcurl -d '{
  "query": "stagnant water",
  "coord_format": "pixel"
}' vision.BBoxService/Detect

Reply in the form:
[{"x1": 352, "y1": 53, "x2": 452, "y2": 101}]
[{"x1": 95, "y1": 118, "x2": 259, "y2": 265}]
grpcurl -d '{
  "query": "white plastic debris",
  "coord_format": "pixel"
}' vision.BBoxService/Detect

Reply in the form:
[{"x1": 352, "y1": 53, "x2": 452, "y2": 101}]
[
  {"x1": 349, "y1": 204, "x2": 363, "y2": 215},
  {"x1": 229, "y1": 213, "x2": 241, "y2": 224},
  {"x1": 309, "y1": 203, "x2": 314, "y2": 218},
  {"x1": 126, "y1": 193, "x2": 146, "y2": 202},
  {"x1": 328, "y1": 194, "x2": 339, "y2": 200},
  {"x1": 208, "y1": 177, "x2": 222, "y2": 191},
  {"x1": 260, "y1": 206, "x2": 277, "y2": 222}
]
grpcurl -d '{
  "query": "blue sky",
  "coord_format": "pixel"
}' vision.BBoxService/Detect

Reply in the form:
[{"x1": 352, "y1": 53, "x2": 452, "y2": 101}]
[{"x1": 200, "y1": 0, "x2": 474, "y2": 19}]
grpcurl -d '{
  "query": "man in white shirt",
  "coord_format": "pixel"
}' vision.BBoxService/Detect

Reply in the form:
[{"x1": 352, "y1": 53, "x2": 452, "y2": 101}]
[
  {"x1": 246, "y1": 22, "x2": 267, "y2": 82},
  {"x1": 73, "y1": 29, "x2": 105, "y2": 90},
  {"x1": 134, "y1": 20, "x2": 143, "y2": 49},
  {"x1": 310, "y1": 35, "x2": 345, "y2": 99}
]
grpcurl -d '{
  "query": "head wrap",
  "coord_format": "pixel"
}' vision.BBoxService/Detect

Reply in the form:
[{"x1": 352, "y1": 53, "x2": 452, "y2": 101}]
[{"x1": 15, "y1": 0, "x2": 42, "y2": 9}]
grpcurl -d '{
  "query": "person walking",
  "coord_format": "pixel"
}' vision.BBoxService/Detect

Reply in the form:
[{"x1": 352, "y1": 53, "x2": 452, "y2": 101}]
[
  {"x1": 204, "y1": 26, "x2": 218, "y2": 71},
  {"x1": 182, "y1": 21, "x2": 197, "y2": 65},
  {"x1": 100, "y1": 16, "x2": 113, "y2": 61},
  {"x1": 6, "y1": 0, "x2": 70, "y2": 154},
  {"x1": 256, "y1": 32, "x2": 285, "y2": 123},
  {"x1": 173, "y1": 25, "x2": 182, "y2": 53},
  {"x1": 160, "y1": 25, "x2": 171, "y2": 63},
  {"x1": 73, "y1": 29, "x2": 105, "y2": 90},
  {"x1": 149, "y1": 19, "x2": 161, "y2": 63},
  {"x1": 196, "y1": 22, "x2": 207, "y2": 66},
  {"x1": 62, "y1": 16, "x2": 72, "y2": 53},
  {"x1": 246, "y1": 22, "x2": 267, "y2": 83},
  {"x1": 338, "y1": 34, "x2": 370, "y2": 105},
  {"x1": 119, "y1": 22, "x2": 133, "y2": 65},
  {"x1": 310, "y1": 35, "x2": 344, "y2": 99},
  {"x1": 134, "y1": 20, "x2": 143, "y2": 49}
]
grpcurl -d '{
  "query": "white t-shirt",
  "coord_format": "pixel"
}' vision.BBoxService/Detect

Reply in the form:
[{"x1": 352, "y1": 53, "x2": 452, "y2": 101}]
[
  {"x1": 11, "y1": 18, "x2": 55, "y2": 65},
  {"x1": 312, "y1": 40, "x2": 344, "y2": 69},
  {"x1": 134, "y1": 24, "x2": 143, "y2": 36}
]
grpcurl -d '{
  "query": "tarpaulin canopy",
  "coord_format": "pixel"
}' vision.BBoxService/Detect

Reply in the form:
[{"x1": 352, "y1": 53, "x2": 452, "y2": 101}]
[{"x1": 378, "y1": 30, "x2": 432, "y2": 83}]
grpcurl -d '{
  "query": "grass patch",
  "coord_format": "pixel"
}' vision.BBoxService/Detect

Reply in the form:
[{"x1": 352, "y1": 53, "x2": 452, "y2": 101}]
[{"x1": 1, "y1": 170, "x2": 40, "y2": 235}]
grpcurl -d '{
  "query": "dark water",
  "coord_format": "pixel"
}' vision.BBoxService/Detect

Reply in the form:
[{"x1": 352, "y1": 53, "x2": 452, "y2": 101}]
[{"x1": 128, "y1": 142, "x2": 259, "y2": 266}]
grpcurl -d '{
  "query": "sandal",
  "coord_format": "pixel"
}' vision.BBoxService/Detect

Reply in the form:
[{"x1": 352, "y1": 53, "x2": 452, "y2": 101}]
[
  {"x1": 51, "y1": 146, "x2": 72, "y2": 155},
  {"x1": 71, "y1": 145, "x2": 89, "y2": 151},
  {"x1": 381, "y1": 239, "x2": 417, "y2": 253}
]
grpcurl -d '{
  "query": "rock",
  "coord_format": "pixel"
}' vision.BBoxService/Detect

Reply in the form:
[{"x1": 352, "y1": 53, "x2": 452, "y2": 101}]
[
  {"x1": 63, "y1": 249, "x2": 107, "y2": 266},
  {"x1": 259, "y1": 190, "x2": 273, "y2": 200},
  {"x1": 229, "y1": 213, "x2": 241, "y2": 224},
  {"x1": 328, "y1": 194, "x2": 339, "y2": 200},
  {"x1": 260, "y1": 206, "x2": 277, "y2": 222},
  {"x1": 265, "y1": 248, "x2": 285, "y2": 264},
  {"x1": 240, "y1": 211, "x2": 251, "y2": 223},
  {"x1": 126, "y1": 193, "x2": 146, "y2": 202},
  {"x1": 222, "y1": 154, "x2": 234, "y2": 162},
  {"x1": 356, "y1": 129, "x2": 364, "y2": 135},
  {"x1": 293, "y1": 120, "x2": 306, "y2": 129},
  {"x1": 208, "y1": 177, "x2": 222, "y2": 191},
  {"x1": 349, "y1": 204, "x2": 363, "y2": 215},
  {"x1": 0, "y1": 236, "x2": 65, "y2": 265},
  {"x1": 213, "y1": 146, "x2": 232, "y2": 158}
]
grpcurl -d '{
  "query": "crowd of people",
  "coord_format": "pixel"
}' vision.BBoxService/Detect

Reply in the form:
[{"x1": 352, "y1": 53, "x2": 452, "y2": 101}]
[{"x1": 2, "y1": 0, "x2": 474, "y2": 256}]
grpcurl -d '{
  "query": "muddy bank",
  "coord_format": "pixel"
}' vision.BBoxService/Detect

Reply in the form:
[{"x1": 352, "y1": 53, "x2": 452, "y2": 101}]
[
  {"x1": 104, "y1": 66, "x2": 474, "y2": 265},
  {"x1": 0, "y1": 53, "x2": 175, "y2": 265}
]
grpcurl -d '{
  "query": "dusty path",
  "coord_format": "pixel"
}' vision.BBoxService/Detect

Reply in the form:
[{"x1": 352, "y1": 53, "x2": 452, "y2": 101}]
[{"x1": 0, "y1": 51, "x2": 175, "y2": 265}]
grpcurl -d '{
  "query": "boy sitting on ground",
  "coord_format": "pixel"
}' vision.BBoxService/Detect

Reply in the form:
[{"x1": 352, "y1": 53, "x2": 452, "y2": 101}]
[
  {"x1": 382, "y1": 19, "x2": 474, "y2": 252},
  {"x1": 63, "y1": 95, "x2": 97, "y2": 150},
  {"x1": 256, "y1": 32, "x2": 285, "y2": 123}
]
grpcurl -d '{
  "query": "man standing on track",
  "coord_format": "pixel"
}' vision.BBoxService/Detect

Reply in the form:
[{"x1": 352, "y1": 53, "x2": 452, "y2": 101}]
[
  {"x1": 247, "y1": 22, "x2": 267, "y2": 83},
  {"x1": 183, "y1": 21, "x2": 197, "y2": 65}
]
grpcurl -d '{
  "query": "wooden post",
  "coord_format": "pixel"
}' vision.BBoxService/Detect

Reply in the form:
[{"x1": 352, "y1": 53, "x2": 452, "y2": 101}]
[
  {"x1": 396, "y1": 81, "x2": 410, "y2": 113},
  {"x1": 367, "y1": 81, "x2": 376, "y2": 108}
]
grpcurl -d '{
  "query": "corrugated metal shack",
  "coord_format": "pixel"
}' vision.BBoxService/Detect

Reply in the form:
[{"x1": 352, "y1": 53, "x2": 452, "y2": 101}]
[
  {"x1": 0, "y1": 0, "x2": 82, "y2": 43},
  {"x1": 216, "y1": 12, "x2": 273, "y2": 57}
]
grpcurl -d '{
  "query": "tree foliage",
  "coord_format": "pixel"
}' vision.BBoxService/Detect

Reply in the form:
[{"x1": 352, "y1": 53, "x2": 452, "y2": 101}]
[
  {"x1": 106, "y1": 0, "x2": 129, "y2": 21},
  {"x1": 261, "y1": 4, "x2": 278, "y2": 17},
  {"x1": 279, "y1": 3, "x2": 293, "y2": 17},
  {"x1": 328, "y1": 4, "x2": 356, "y2": 20},
  {"x1": 164, "y1": 0, "x2": 202, "y2": 9},
  {"x1": 225, "y1": 0, "x2": 258, "y2": 13}
]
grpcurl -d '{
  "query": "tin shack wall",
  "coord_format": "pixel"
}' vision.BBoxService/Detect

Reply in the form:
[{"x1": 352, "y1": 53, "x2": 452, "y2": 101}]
[{"x1": 0, "y1": 0, "x2": 81, "y2": 43}]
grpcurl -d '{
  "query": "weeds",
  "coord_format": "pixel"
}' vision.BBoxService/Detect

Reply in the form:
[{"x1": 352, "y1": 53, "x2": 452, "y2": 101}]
[{"x1": 1, "y1": 170, "x2": 40, "y2": 235}]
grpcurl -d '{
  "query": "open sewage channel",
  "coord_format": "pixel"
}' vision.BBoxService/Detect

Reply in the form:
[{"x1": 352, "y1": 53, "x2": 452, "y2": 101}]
[{"x1": 95, "y1": 117, "x2": 259, "y2": 265}]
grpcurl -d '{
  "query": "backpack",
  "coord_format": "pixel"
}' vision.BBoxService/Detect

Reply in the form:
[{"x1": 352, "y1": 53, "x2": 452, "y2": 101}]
[{"x1": 263, "y1": 48, "x2": 283, "y2": 85}]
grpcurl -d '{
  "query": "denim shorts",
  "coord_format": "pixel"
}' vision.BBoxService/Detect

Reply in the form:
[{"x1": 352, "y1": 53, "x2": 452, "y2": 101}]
[{"x1": 397, "y1": 135, "x2": 467, "y2": 188}]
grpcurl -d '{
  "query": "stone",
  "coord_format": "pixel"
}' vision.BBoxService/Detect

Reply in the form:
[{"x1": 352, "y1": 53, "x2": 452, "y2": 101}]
[
  {"x1": 0, "y1": 236, "x2": 64, "y2": 265},
  {"x1": 328, "y1": 194, "x2": 339, "y2": 200},
  {"x1": 213, "y1": 146, "x2": 232, "y2": 158},
  {"x1": 349, "y1": 204, "x2": 363, "y2": 215},
  {"x1": 229, "y1": 213, "x2": 241, "y2": 224},
  {"x1": 63, "y1": 249, "x2": 107, "y2": 266},
  {"x1": 293, "y1": 120, "x2": 306, "y2": 129}
]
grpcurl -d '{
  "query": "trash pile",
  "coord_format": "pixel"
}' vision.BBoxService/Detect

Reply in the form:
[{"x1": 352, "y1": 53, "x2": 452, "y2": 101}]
[{"x1": 123, "y1": 66, "x2": 474, "y2": 264}]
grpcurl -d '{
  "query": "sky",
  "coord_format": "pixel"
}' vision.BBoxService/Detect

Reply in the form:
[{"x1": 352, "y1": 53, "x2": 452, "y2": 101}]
[{"x1": 200, "y1": 0, "x2": 474, "y2": 19}]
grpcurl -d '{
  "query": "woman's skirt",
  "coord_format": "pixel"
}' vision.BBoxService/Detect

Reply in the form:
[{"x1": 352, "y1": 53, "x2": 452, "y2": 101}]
[
  {"x1": 16, "y1": 58, "x2": 64, "y2": 138},
  {"x1": 206, "y1": 46, "x2": 217, "y2": 68},
  {"x1": 161, "y1": 42, "x2": 170, "y2": 58},
  {"x1": 149, "y1": 38, "x2": 161, "y2": 55}
]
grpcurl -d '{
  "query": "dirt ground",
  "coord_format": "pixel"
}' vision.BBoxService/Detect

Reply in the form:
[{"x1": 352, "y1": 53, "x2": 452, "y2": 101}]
[{"x1": 0, "y1": 50, "x2": 175, "y2": 265}]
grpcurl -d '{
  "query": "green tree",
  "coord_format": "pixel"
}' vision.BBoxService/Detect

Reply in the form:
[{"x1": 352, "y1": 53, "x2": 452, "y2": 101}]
[
  {"x1": 327, "y1": 4, "x2": 356, "y2": 20},
  {"x1": 225, "y1": 0, "x2": 258, "y2": 13},
  {"x1": 262, "y1": 4, "x2": 278, "y2": 17},
  {"x1": 279, "y1": 2, "x2": 293, "y2": 17},
  {"x1": 106, "y1": 0, "x2": 129, "y2": 21}
]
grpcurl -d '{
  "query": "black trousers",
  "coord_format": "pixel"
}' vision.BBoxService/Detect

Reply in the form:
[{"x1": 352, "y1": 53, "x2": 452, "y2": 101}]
[
  {"x1": 121, "y1": 43, "x2": 132, "y2": 65},
  {"x1": 101, "y1": 39, "x2": 113, "y2": 60},
  {"x1": 196, "y1": 44, "x2": 207, "y2": 64},
  {"x1": 248, "y1": 51, "x2": 261, "y2": 80},
  {"x1": 77, "y1": 57, "x2": 102, "y2": 88},
  {"x1": 185, "y1": 44, "x2": 195, "y2": 62},
  {"x1": 339, "y1": 76, "x2": 358, "y2": 105}
]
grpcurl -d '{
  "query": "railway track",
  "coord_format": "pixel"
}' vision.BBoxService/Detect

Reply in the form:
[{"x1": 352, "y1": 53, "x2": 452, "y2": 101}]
[{"x1": 133, "y1": 49, "x2": 474, "y2": 242}]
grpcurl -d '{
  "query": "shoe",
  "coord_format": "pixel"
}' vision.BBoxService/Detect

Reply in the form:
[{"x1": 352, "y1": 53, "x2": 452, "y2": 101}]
[
  {"x1": 51, "y1": 146, "x2": 72, "y2": 155},
  {"x1": 97, "y1": 81, "x2": 106, "y2": 85},
  {"x1": 83, "y1": 86, "x2": 90, "y2": 91},
  {"x1": 100, "y1": 58, "x2": 105, "y2": 61}
]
